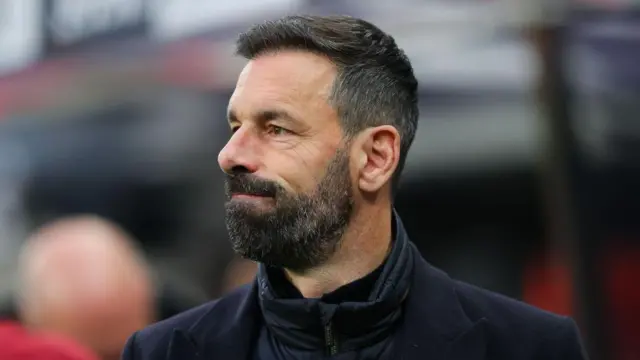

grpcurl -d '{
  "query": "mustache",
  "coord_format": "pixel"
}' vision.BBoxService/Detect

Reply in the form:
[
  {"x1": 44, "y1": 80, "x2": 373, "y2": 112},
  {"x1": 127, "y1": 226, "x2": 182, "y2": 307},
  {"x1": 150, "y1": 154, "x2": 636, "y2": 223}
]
[{"x1": 225, "y1": 173, "x2": 283, "y2": 197}]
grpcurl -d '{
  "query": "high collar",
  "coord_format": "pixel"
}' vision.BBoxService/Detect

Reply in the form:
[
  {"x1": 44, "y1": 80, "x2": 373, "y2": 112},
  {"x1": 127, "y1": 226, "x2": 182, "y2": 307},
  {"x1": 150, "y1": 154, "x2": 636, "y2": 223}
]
[
  {"x1": 165, "y1": 212, "x2": 488, "y2": 360},
  {"x1": 255, "y1": 210, "x2": 414, "y2": 354}
]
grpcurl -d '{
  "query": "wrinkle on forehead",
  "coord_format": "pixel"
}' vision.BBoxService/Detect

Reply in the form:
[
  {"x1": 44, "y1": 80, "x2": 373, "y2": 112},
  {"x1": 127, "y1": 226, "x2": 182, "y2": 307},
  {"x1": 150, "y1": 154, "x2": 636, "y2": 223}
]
[{"x1": 231, "y1": 50, "x2": 337, "y2": 115}]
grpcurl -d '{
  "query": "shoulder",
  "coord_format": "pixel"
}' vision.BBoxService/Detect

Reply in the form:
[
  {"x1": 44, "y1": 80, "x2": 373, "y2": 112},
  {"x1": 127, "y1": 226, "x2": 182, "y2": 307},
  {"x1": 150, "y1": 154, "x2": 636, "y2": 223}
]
[
  {"x1": 452, "y1": 280, "x2": 586, "y2": 358},
  {"x1": 453, "y1": 279, "x2": 567, "y2": 328},
  {"x1": 124, "y1": 284, "x2": 253, "y2": 359}
]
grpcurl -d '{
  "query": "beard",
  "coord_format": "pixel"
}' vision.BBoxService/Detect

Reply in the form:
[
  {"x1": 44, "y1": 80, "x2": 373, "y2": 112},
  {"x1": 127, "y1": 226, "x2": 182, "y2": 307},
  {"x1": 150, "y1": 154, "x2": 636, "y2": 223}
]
[{"x1": 223, "y1": 147, "x2": 354, "y2": 272}]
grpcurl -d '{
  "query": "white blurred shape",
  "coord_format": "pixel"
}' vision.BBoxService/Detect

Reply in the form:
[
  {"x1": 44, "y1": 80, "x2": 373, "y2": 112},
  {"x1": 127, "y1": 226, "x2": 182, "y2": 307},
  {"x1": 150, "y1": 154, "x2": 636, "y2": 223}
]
[
  {"x1": 0, "y1": 0, "x2": 42, "y2": 76},
  {"x1": 149, "y1": 0, "x2": 304, "y2": 42},
  {"x1": 46, "y1": 0, "x2": 145, "y2": 46}
]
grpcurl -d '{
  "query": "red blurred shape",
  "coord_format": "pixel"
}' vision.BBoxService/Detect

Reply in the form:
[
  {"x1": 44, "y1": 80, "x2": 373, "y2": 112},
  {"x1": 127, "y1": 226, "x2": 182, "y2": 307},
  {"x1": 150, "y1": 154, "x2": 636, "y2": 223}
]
[
  {"x1": 160, "y1": 39, "x2": 216, "y2": 88},
  {"x1": 523, "y1": 252, "x2": 575, "y2": 317},
  {"x1": 0, "y1": 321, "x2": 98, "y2": 360},
  {"x1": 603, "y1": 243, "x2": 640, "y2": 360},
  {"x1": 0, "y1": 58, "x2": 81, "y2": 116}
]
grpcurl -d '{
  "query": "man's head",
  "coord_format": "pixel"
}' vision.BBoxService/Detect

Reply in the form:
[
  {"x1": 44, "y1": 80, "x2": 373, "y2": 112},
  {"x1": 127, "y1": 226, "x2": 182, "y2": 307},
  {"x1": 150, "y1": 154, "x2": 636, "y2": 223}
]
[
  {"x1": 16, "y1": 216, "x2": 155, "y2": 360},
  {"x1": 218, "y1": 15, "x2": 419, "y2": 271}
]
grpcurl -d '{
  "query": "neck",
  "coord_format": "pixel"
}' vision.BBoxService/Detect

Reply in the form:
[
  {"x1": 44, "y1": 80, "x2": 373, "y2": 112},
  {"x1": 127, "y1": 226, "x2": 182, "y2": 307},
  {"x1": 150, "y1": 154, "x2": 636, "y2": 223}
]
[{"x1": 284, "y1": 205, "x2": 393, "y2": 298}]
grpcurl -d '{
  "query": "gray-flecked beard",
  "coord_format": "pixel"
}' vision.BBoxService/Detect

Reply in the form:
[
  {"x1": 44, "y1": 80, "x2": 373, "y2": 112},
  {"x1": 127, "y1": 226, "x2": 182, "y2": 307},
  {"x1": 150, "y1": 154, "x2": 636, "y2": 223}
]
[{"x1": 223, "y1": 148, "x2": 354, "y2": 272}]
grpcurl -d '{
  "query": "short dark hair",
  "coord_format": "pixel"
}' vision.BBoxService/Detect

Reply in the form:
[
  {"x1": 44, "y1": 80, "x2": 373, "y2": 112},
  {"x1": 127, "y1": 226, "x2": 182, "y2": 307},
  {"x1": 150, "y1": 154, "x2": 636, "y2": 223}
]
[{"x1": 236, "y1": 15, "x2": 419, "y2": 191}]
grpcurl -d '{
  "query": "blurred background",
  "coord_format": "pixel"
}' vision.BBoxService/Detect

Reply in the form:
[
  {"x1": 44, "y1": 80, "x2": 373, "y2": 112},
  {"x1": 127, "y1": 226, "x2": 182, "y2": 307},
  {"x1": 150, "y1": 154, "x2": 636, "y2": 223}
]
[{"x1": 0, "y1": 0, "x2": 638, "y2": 359}]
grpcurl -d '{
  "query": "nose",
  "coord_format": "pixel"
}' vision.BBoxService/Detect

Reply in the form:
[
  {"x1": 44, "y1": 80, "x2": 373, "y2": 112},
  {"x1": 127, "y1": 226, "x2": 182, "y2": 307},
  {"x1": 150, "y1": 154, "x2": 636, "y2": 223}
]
[{"x1": 218, "y1": 127, "x2": 260, "y2": 174}]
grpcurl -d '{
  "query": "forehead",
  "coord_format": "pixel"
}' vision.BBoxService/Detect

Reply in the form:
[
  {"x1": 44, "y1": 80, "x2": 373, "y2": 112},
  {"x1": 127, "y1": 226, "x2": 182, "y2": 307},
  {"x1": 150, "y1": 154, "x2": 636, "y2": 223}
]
[{"x1": 229, "y1": 51, "x2": 337, "y2": 116}]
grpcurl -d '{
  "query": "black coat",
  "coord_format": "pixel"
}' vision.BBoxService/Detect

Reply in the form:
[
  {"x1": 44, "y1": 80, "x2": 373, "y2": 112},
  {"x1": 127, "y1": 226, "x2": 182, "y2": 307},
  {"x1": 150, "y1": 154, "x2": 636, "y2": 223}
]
[{"x1": 122, "y1": 248, "x2": 587, "y2": 359}]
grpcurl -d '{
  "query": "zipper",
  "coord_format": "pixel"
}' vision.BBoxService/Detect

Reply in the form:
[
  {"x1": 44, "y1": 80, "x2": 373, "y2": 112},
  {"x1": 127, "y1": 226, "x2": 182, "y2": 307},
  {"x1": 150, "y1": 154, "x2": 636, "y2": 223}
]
[{"x1": 324, "y1": 321, "x2": 339, "y2": 356}]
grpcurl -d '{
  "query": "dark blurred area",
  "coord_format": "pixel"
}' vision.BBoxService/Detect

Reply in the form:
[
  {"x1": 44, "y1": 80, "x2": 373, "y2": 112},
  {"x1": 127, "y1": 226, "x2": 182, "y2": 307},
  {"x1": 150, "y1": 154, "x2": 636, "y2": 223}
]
[{"x1": 0, "y1": 1, "x2": 638, "y2": 359}]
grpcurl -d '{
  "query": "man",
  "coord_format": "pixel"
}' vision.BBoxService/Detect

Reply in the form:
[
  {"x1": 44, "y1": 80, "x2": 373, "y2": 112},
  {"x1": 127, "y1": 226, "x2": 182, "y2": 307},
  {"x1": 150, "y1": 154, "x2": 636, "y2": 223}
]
[
  {"x1": 17, "y1": 216, "x2": 156, "y2": 360},
  {"x1": 122, "y1": 15, "x2": 587, "y2": 359}
]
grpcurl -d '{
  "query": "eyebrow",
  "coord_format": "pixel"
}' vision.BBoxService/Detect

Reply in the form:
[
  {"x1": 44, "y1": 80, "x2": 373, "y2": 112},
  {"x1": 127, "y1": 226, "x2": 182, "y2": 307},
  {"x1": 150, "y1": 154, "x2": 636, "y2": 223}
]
[{"x1": 227, "y1": 109, "x2": 301, "y2": 126}]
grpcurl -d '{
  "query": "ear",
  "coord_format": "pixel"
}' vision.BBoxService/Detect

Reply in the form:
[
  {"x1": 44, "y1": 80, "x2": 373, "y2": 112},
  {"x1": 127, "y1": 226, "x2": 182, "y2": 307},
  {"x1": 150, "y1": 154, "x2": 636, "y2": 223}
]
[{"x1": 353, "y1": 125, "x2": 400, "y2": 193}]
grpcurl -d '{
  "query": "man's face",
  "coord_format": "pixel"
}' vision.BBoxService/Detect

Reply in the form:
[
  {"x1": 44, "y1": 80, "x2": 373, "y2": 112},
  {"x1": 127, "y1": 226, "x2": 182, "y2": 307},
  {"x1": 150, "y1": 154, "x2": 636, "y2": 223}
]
[{"x1": 219, "y1": 51, "x2": 355, "y2": 271}]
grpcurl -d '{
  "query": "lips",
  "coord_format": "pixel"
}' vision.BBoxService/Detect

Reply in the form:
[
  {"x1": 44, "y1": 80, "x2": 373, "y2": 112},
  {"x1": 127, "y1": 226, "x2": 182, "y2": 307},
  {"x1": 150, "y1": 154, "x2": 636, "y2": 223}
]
[{"x1": 231, "y1": 193, "x2": 272, "y2": 199}]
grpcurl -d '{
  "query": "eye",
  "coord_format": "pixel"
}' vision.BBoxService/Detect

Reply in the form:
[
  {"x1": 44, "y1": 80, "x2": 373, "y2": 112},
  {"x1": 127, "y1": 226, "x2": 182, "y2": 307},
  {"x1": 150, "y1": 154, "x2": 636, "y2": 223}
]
[
  {"x1": 267, "y1": 125, "x2": 291, "y2": 136},
  {"x1": 230, "y1": 125, "x2": 240, "y2": 134}
]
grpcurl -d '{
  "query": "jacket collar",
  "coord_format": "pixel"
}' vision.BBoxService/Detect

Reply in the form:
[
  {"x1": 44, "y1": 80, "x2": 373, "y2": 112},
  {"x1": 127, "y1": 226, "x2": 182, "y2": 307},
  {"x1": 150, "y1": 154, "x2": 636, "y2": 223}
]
[
  {"x1": 254, "y1": 210, "x2": 414, "y2": 353},
  {"x1": 165, "y1": 213, "x2": 487, "y2": 360}
]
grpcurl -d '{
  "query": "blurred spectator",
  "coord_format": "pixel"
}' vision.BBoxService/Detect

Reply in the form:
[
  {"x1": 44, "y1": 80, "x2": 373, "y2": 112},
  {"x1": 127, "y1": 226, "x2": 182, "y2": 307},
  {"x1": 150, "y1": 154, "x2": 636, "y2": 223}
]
[
  {"x1": 15, "y1": 215, "x2": 156, "y2": 360},
  {"x1": 0, "y1": 320, "x2": 98, "y2": 360}
]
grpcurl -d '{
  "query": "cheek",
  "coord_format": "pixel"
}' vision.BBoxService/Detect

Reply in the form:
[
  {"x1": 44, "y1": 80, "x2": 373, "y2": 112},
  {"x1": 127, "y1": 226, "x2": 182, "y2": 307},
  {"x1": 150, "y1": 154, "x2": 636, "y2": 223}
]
[
  {"x1": 264, "y1": 149, "x2": 334, "y2": 193},
  {"x1": 269, "y1": 160, "x2": 318, "y2": 193}
]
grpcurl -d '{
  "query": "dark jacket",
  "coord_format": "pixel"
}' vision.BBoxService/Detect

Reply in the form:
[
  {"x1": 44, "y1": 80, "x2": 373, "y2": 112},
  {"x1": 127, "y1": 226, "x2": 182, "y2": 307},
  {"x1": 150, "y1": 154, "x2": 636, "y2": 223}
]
[
  {"x1": 122, "y1": 216, "x2": 587, "y2": 360},
  {"x1": 249, "y1": 210, "x2": 415, "y2": 360}
]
